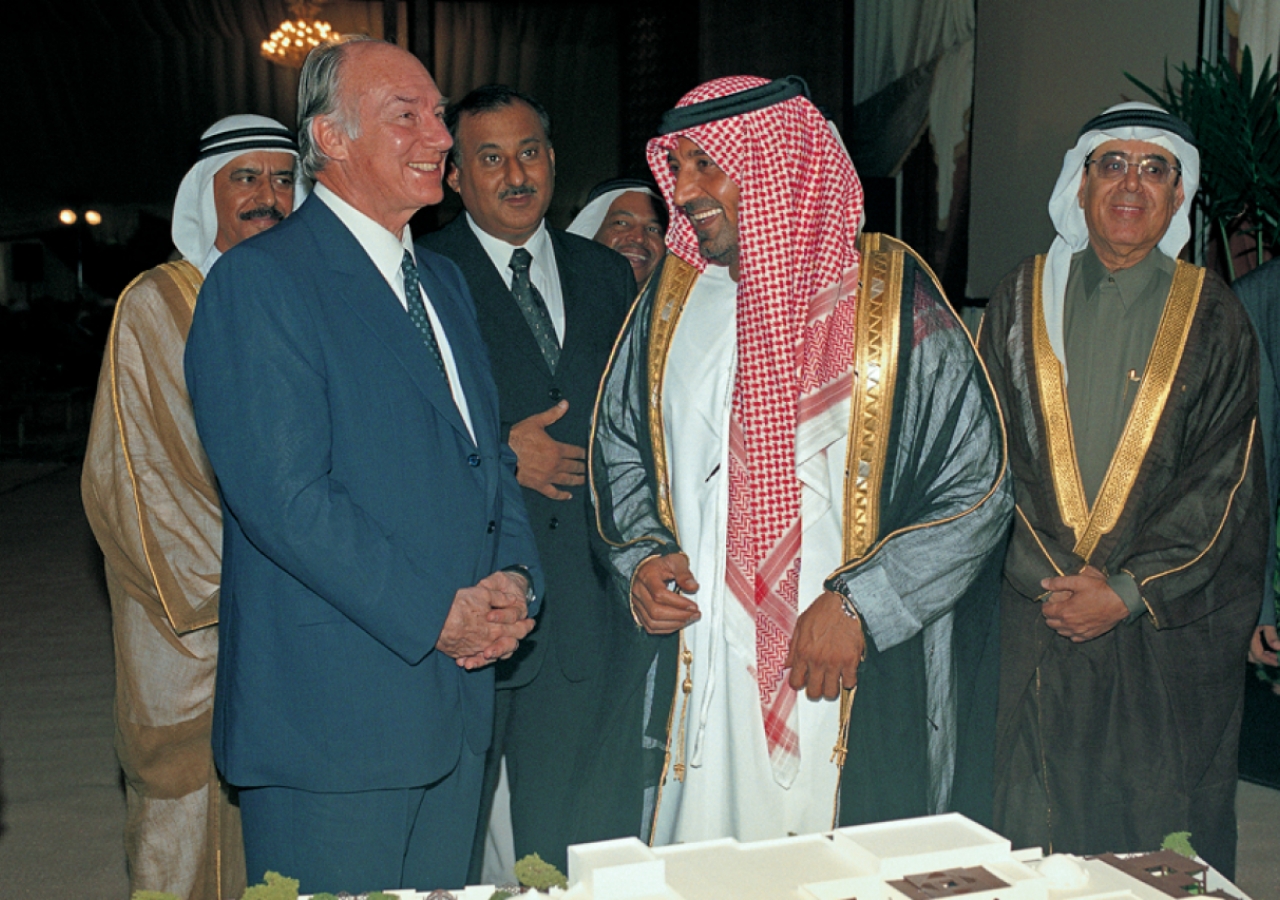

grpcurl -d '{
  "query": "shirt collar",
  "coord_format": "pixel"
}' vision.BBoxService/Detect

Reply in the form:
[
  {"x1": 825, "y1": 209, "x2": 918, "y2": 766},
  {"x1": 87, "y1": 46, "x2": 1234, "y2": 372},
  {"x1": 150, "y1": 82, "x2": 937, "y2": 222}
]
[
  {"x1": 465, "y1": 213, "x2": 552, "y2": 279},
  {"x1": 1079, "y1": 245, "x2": 1175, "y2": 309},
  {"x1": 314, "y1": 183, "x2": 415, "y2": 284}
]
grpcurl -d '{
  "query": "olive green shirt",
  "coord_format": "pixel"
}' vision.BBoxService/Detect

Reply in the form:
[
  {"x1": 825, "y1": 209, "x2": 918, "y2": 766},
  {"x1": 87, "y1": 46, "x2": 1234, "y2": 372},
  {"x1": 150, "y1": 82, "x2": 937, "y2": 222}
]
[{"x1": 1063, "y1": 245, "x2": 1175, "y2": 616}]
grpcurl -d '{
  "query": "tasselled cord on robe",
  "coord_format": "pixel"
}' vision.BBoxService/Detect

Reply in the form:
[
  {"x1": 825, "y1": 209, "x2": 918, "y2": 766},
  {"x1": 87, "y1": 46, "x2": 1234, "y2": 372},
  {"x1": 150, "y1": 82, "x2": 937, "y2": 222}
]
[
  {"x1": 649, "y1": 76, "x2": 865, "y2": 788},
  {"x1": 669, "y1": 573, "x2": 721, "y2": 779},
  {"x1": 830, "y1": 683, "x2": 857, "y2": 827},
  {"x1": 673, "y1": 634, "x2": 693, "y2": 780}
]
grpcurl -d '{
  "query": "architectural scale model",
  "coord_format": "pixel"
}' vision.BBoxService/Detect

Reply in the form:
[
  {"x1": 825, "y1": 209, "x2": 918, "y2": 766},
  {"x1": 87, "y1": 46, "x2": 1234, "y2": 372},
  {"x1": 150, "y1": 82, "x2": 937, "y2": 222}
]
[{"x1": 303, "y1": 812, "x2": 1250, "y2": 900}]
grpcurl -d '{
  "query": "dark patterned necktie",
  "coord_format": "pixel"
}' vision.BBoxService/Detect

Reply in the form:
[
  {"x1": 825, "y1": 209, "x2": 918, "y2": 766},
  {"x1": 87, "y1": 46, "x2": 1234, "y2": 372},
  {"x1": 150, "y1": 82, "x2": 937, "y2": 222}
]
[
  {"x1": 508, "y1": 247, "x2": 559, "y2": 371},
  {"x1": 401, "y1": 250, "x2": 447, "y2": 378}
]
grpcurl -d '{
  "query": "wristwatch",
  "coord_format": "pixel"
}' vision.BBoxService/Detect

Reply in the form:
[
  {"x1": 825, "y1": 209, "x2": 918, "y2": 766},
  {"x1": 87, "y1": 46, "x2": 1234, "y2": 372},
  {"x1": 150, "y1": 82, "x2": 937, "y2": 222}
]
[
  {"x1": 502, "y1": 564, "x2": 537, "y2": 605},
  {"x1": 824, "y1": 576, "x2": 861, "y2": 622}
]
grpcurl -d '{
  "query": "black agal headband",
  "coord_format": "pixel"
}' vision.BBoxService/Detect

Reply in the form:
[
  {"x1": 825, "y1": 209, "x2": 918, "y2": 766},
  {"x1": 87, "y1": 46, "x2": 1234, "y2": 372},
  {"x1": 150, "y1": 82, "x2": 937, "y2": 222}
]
[
  {"x1": 1078, "y1": 108, "x2": 1197, "y2": 147},
  {"x1": 197, "y1": 125, "x2": 299, "y2": 161},
  {"x1": 658, "y1": 75, "x2": 811, "y2": 135}
]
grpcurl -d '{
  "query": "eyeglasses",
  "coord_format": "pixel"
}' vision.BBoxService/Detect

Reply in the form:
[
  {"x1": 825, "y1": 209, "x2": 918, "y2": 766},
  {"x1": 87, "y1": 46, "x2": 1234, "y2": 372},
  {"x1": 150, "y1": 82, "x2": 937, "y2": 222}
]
[{"x1": 1084, "y1": 152, "x2": 1181, "y2": 185}]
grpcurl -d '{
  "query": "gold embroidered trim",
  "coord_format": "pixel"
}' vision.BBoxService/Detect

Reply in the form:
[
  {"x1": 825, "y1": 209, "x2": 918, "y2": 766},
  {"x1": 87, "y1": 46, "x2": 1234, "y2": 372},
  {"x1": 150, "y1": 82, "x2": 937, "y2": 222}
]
[
  {"x1": 588, "y1": 255, "x2": 694, "y2": 553},
  {"x1": 1073, "y1": 261, "x2": 1204, "y2": 560},
  {"x1": 1032, "y1": 258, "x2": 1204, "y2": 558},
  {"x1": 825, "y1": 234, "x2": 1011, "y2": 824},
  {"x1": 1015, "y1": 504, "x2": 1066, "y2": 578},
  {"x1": 842, "y1": 233, "x2": 902, "y2": 559},
  {"x1": 645, "y1": 260, "x2": 700, "y2": 837},
  {"x1": 830, "y1": 233, "x2": 903, "y2": 822},
  {"x1": 110, "y1": 262, "x2": 214, "y2": 633},
  {"x1": 1138, "y1": 417, "x2": 1256, "y2": 594},
  {"x1": 1031, "y1": 255, "x2": 1089, "y2": 541},
  {"x1": 591, "y1": 254, "x2": 698, "y2": 847},
  {"x1": 161, "y1": 259, "x2": 203, "y2": 313},
  {"x1": 588, "y1": 280, "x2": 652, "y2": 553},
  {"x1": 646, "y1": 256, "x2": 699, "y2": 532},
  {"x1": 825, "y1": 237, "x2": 1008, "y2": 579}
]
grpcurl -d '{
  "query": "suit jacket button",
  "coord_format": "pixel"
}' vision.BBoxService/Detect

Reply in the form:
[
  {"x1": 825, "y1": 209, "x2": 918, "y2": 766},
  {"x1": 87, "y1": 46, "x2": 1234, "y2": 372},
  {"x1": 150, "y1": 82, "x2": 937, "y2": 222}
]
[
  {"x1": 468, "y1": 453, "x2": 481, "y2": 467},
  {"x1": 548, "y1": 386, "x2": 563, "y2": 402},
  {"x1": 548, "y1": 516, "x2": 559, "y2": 530},
  {"x1": 487, "y1": 520, "x2": 496, "y2": 534}
]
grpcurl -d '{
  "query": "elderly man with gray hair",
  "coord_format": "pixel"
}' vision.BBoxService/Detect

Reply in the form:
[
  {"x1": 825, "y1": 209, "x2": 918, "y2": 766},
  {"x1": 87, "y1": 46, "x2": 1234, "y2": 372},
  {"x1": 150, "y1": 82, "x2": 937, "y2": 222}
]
[
  {"x1": 978, "y1": 102, "x2": 1266, "y2": 875},
  {"x1": 185, "y1": 37, "x2": 540, "y2": 895},
  {"x1": 82, "y1": 113, "x2": 302, "y2": 900}
]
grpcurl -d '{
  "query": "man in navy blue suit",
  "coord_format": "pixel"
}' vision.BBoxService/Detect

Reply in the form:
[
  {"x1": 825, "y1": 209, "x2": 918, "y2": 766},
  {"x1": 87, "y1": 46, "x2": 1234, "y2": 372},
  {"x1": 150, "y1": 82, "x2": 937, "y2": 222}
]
[{"x1": 185, "y1": 36, "x2": 541, "y2": 895}]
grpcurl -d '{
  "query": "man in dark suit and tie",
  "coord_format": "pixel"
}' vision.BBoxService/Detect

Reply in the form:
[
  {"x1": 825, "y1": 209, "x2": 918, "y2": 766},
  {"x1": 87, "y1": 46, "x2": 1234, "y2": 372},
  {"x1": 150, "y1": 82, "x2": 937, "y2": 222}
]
[
  {"x1": 185, "y1": 38, "x2": 541, "y2": 895},
  {"x1": 420, "y1": 85, "x2": 638, "y2": 876}
]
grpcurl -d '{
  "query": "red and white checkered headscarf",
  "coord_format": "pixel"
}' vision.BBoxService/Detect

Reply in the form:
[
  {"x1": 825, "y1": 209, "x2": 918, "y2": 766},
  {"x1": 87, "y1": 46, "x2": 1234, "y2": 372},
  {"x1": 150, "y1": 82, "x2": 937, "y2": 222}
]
[{"x1": 647, "y1": 76, "x2": 865, "y2": 785}]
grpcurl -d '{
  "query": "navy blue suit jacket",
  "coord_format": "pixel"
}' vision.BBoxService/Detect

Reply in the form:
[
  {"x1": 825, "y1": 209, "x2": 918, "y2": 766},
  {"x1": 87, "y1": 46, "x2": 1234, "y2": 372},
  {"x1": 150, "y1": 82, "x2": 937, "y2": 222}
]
[
  {"x1": 420, "y1": 218, "x2": 632, "y2": 690},
  {"x1": 186, "y1": 194, "x2": 541, "y2": 793}
]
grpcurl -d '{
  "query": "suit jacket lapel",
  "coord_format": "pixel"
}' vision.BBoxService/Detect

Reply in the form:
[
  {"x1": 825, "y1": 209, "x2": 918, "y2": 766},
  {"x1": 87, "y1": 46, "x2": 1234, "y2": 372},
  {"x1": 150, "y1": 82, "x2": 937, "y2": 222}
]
[
  {"x1": 447, "y1": 218, "x2": 554, "y2": 376},
  {"x1": 416, "y1": 255, "x2": 493, "y2": 450},
  {"x1": 549, "y1": 229, "x2": 586, "y2": 372},
  {"x1": 306, "y1": 200, "x2": 474, "y2": 445}
]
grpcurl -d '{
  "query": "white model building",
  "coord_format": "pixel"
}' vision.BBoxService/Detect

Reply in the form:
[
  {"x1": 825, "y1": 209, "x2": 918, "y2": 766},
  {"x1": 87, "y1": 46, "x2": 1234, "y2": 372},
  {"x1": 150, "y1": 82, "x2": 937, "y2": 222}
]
[
  {"x1": 303, "y1": 812, "x2": 1248, "y2": 900},
  {"x1": 555, "y1": 813, "x2": 1243, "y2": 900}
]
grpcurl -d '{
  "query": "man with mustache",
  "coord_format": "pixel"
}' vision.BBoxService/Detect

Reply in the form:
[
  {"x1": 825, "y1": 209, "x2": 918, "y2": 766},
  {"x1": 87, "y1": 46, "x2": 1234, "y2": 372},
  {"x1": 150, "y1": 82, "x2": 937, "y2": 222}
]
[
  {"x1": 591, "y1": 76, "x2": 1010, "y2": 846},
  {"x1": 568, "y1": 177, "x2": 667, "y2": 286},
  {"x1": 185, "y1": 41, "x2": 541, "y2": 893},
  {"x1": 82, "y1": 114, "x2": 301, "y2": 900},
  {"x1": 421, "y1": 84, "x2": 639, "y2": 878},
  {"x1": 978, "y1": 102, "x2": 1265, "y2": 875}
]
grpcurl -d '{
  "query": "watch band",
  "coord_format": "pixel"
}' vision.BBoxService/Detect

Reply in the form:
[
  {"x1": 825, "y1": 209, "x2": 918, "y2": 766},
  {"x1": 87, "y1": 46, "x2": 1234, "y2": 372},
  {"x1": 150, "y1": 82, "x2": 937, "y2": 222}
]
[
  {"x1": 501, "y1": 564, "x2": 536, "y2": 604},
  {"x1": 825, "y1": 576, "x2": 860, "y2": 621}
]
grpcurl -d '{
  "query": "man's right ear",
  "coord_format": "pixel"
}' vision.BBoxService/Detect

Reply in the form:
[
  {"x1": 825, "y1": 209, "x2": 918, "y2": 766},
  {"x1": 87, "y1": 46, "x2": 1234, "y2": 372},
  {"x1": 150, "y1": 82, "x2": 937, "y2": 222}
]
[
  {"x1": 446, "y1": 161, "x2": 460, "y2": 193},
  {"x1": 312, "y1": 116, "x2": 349, "y2": 164}
]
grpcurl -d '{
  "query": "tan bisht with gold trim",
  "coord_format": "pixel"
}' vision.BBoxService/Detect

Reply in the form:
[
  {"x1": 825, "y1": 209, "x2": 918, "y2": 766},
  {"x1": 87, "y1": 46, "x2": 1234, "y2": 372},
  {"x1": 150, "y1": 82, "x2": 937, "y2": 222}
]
[
  {"x1": 82, "y1": 260, "x2": 245, "y2": 900},
  {"x1": 590, "y1": 237, "x2": 1011, "y2": 843},
  {"x1": 979, "y1": 252, "x2": 1265, "y2": 875}
]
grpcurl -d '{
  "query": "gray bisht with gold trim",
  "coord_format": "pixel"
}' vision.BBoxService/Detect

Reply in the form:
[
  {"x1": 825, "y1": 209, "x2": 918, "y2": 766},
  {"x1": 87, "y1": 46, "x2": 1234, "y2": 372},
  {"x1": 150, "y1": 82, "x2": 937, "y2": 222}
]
[{"x1": 589, "y1": 236, "x2": 1012, "y2": 835}]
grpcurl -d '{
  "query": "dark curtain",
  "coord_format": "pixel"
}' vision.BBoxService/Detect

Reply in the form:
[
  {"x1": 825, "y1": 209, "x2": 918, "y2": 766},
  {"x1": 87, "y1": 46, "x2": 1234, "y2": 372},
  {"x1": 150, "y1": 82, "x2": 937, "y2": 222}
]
[
  {"x1": 3, "y1": 0, "x2": 624, "y2": 237},
  {"x1": 425, "y1": 2, "x2": 619, "y2": 230},
  {"x1": 3, "y1": 0, "x2": 301, "y2": 241}
]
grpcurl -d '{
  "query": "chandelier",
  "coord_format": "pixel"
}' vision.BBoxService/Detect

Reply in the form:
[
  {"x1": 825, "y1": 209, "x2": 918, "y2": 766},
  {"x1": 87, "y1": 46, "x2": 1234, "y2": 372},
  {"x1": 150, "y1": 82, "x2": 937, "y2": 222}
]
[{"x1": 261, "y1": 2, "x2": 340, "y2": 69}]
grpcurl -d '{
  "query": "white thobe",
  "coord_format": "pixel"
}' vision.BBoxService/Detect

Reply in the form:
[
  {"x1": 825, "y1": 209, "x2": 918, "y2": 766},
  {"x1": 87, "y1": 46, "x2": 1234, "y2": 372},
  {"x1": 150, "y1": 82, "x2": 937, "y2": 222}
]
[{"x1": 653, "y1": 264, "x2": 845, "y2": 845}]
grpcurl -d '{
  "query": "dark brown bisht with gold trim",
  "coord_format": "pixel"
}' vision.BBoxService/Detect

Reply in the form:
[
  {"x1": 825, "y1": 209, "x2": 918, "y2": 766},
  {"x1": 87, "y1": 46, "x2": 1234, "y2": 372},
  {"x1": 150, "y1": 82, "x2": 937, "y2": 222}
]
[{"x1": 979, "y1": 255, "x2": 1265, "y2": 876}]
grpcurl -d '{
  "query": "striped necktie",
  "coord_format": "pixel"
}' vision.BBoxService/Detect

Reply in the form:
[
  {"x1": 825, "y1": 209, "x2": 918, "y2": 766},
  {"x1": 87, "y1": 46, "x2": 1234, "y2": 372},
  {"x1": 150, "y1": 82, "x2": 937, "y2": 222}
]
[{"x1": 508, "y1": 247, "x2": 560, "y2": 371}]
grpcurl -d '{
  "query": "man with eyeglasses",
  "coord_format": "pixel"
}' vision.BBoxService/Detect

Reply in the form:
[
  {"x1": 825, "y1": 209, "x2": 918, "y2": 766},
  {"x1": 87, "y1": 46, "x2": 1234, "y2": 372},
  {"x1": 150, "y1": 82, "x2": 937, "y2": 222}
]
[{"x1": 978, "y1": 102, "x2": 1265, "y2": 875}]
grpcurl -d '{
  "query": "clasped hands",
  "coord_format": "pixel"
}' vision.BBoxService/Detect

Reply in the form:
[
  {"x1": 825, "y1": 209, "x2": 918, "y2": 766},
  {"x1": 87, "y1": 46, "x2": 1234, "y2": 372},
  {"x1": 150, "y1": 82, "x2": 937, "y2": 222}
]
[
  {"x1": 1039, "y1": 564, "x2": 1128, "y2": 642},
  {"x1": 632, "y1": 553, "x2": 864, "y2": 701},
  {"x1": 436, "y1": 570, "x2": 535, "y2": 670}
]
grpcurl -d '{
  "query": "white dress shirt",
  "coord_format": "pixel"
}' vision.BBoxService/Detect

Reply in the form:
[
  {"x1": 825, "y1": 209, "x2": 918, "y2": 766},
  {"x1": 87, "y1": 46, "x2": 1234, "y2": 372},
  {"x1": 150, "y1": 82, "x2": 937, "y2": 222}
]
[
  {"x1": 464, "y1": 214, "x2": 565, "y2": 344},
  {"x1": 313, "y1": 184, "x2": 475, "y2": 441}
]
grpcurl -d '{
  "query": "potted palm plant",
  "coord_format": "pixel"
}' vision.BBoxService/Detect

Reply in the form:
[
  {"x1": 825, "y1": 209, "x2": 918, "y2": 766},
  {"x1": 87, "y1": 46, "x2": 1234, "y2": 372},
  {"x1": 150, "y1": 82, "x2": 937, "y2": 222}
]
[{"x1": 1126, "y1": 47, "x2": 1280, "y2": 282}]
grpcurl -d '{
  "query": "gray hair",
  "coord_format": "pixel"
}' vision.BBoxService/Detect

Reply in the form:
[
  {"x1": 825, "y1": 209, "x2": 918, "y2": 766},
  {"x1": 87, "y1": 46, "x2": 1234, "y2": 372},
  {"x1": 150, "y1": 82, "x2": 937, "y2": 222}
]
[{"x1": 297, "y1": 34, "x2": 377, "y2": 180}]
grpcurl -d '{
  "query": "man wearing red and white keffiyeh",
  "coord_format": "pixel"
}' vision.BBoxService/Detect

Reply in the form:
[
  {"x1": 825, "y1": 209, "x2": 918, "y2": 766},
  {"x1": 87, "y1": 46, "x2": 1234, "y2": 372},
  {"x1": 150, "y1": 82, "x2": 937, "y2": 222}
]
[{"x1": 591, "y1": 76, "x2": 1011, "y2": 846}]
